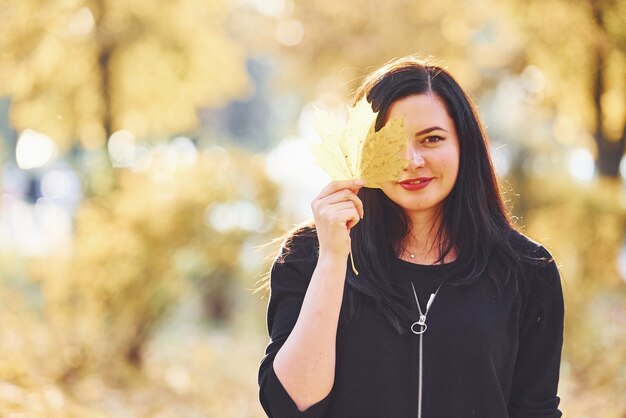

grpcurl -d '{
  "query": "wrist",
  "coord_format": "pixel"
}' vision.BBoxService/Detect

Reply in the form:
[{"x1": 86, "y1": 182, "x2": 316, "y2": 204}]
[{"x1": 317, "y1": 248, "x2": 349, "y2": 265}]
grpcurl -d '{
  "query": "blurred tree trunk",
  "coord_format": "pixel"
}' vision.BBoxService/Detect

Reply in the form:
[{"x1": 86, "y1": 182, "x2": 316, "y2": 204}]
[
  {"x1": 92, "y1": 0, "x2": 114, "y2": 143},
  {"x1": 97, "y1": 44, "x2": 114, "y2": 144},
  {"x1": 590, "y1": 0, "x2": 626, "y2": 178},
  {"x1": 98, "y1": 47, "x2": 113, "y2": 144},
  {"x1": 201, "y1": 269, "x2": 232, "y2": 325}
]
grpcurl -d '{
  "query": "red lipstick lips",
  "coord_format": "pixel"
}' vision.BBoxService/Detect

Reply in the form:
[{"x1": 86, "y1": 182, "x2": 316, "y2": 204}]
[{"x1": 398, "y1": 177, "x2": 433, "y2": 191}]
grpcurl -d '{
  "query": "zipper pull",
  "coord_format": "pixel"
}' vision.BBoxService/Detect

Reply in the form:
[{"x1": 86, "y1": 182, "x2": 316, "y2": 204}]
[
  {"x1": 426, "y1": 293, "x2": 436, "y2": 312},
  {"x1": 411, "y1": 315, "x2": 428, "y2": 334}
]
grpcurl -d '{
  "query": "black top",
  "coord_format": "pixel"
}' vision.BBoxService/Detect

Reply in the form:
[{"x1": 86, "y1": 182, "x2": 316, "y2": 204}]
[{"x1": 258, "y1": 229, "x2": 564, "y2": 418}]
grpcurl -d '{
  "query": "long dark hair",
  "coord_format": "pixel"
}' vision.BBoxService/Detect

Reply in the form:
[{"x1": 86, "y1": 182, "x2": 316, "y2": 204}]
[
  {"x1": 270, "y1": 56, "x2": 544, "y2": 334},
  {"x1": 337, "y1": 56, "x2": 523, "y2": 333}
]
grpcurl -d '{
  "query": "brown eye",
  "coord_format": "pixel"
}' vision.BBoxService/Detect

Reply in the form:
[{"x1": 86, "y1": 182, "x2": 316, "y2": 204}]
[{"x1": 423, "y1": 136, "x2": 444, "y2": 144}]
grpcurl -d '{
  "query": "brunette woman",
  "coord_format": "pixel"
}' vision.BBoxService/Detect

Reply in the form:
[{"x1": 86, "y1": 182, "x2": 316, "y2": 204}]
[{"x1": 258, "y1": 56, "x2": 564, "y2": 418}]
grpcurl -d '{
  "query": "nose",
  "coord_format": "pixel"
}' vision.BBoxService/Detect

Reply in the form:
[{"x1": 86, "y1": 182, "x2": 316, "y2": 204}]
[{"x1": 405, "y1": 147, "x2": 425, "y2": 170}]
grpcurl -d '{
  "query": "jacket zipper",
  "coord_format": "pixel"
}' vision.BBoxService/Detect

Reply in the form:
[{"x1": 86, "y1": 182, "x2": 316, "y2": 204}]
[
  {"x1": 411, "y1": 283, "x2": 442, "y2": 418},
  {"x1": 418, "y1": 332, "x2": 424, "y2": 418}
]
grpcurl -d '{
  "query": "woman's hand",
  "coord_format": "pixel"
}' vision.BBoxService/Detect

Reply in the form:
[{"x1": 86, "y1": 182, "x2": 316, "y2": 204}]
[{"x1": 311, "y1": 179, "x2": 365, "y2": 258}]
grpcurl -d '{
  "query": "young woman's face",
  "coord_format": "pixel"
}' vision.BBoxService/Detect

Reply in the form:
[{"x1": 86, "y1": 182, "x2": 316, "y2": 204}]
[{"x1": 380, "y1": 93, "x2": 460, "y2": 220}]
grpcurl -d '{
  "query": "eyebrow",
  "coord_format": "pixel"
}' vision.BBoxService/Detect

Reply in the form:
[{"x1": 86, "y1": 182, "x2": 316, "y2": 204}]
[{"x1": 415, "y1": 126, "x2": 448, "y2": 137}]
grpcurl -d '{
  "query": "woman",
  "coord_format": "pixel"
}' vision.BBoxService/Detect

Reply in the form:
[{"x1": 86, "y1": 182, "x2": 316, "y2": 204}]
[{"x1": 258, "y1": 56, "x2": 564, "y2": 418}]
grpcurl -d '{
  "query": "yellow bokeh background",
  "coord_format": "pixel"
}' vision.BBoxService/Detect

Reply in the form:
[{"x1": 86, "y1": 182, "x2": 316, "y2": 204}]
[{"x1": 0, "y1": 0, "x2": 624, "y2": 416}]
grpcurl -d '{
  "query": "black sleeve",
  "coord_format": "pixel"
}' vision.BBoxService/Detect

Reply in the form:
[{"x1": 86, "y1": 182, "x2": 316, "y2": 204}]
[
  {"x1": 508, "y1": 247, "x2": 565, "y2": 418},
  {"x1": 258, "y1": 234, "x2": 333, "y2": 417}
]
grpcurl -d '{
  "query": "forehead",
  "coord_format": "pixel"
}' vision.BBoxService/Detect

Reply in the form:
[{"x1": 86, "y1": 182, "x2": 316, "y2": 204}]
[{"x1": 385, "y1": 94, "x2": 453, "y2": 128}]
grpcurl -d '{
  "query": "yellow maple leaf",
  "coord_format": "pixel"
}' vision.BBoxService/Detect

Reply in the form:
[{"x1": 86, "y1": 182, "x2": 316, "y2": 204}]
[{"x1": 310, "y1": 98, "x2": 407, "y2": 189}]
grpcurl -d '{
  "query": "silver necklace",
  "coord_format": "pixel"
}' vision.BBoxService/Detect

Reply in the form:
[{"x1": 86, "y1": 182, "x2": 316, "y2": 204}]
[{"x1": 410, "y1": 281, "x2": 443, "y2": 334}]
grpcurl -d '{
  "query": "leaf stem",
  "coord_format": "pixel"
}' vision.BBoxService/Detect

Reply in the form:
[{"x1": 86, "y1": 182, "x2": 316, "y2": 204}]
[{"x1": 349, "y1": 249, "x2": 359, "y2": 275}]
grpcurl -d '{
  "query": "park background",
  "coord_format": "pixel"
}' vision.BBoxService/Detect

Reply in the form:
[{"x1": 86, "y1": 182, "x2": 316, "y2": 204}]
[{"x1": 0, "y1": 0, "x2": 625, "y2": 416}]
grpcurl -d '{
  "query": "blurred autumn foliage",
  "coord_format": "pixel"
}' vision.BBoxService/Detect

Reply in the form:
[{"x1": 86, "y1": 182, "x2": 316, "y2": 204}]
[
  {"x1": 520, "y1": 177, "x2": 626, "y2": 414},
  {"x1": 0, "y1": 0, "x2": 625, "y2": 417},
  {"x1": 0, "y1": 0, "x2": 250, "y2": 149},
  {"x1": 1, "y1": 146, "x2": 279, "y2": 415},
  {"x1": 235, "y1": 0, "x2": 625, "y2": 176},
  {"x1": 34, "y1": 146, "x2": 277, "y2": 370}
]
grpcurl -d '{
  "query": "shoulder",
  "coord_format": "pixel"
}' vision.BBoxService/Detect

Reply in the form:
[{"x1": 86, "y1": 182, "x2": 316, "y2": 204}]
[
  {"x1": 269, "y1": 223, "x2": 319, "y2": 288},
  {"x1": 505, "y1": 228, "x2": 562, "y2": 297},
  {"x1": 276, "y1": 223, "x2": 319, "y2": 264},
  {"x1": 505, "y1": 228, "x2": 554, "y2": 262}
]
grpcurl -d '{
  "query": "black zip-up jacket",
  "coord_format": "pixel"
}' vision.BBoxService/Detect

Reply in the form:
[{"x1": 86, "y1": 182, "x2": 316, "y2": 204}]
[{"x1": 258, "y1": 229, "x2": 564, "y2": 418}]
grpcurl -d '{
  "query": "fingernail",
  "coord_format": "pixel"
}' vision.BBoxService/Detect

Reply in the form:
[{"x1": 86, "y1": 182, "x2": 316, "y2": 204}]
[{"x1": 354, "y1": 179, "x2": 365, "y2": 186}]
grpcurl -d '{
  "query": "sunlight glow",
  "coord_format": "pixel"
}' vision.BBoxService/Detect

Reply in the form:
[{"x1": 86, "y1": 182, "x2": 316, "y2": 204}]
[
  {"x1": 619, "y1": 155, "x2": 626, "y2": 182},
  {"x1": 252, "y1": 0, "x2": 285, "y2": 16},
  {"x1": 206, "y1": 201, "x2": 265, "y2": 233},
  {"x1": 490, "y1": 142, "x2": 511, "y2": 178},
  {"x1": 16, "y1": 129, "x2": 58, "y2": 170},
  {"x1": 618, "y1": 241, "x2": 626, "y2": 284},
  {"x1": 108, "y1": 130, "x2": 136, "y2": 168},
  {"x1": 568, "y1": 148, "x2": 595, "y2": 182},
  {"x1": 67, "y1": 7, "x2": 95, "y2": 37},
  {"x1": 276, "y1": 19, "x2": 304, "y2": 46},
  {"x1": 40, "y1": 168, "x2": 82, "y2": 204},
  {"x1": 170, "y1": 136, "x2": 198, "y2": 168},
  {"x1": 265, "y1": 135, "x2": 328, "y2": 220}
]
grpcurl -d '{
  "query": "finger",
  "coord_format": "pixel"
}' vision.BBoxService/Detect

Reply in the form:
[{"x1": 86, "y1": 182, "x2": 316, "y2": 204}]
[
  {"x1": 315, "y1": 201, "x2": 358, "y2": 225},
  {"x1": 329, "y1": 201, "x2": 361, "y2": 229},
  {"x1": 354, "y1": 194, "x2": 364, "y2": 219},
  {"x1": 319, "y1": 190, "x2": 364, "y2": 219},
  {"x1": 343, "y1": 208, "x2": 361, "y2": 230},
  {"x1": 317, "y1": 179, "x2": 365, "y2": 200},
  {"x1": 329, "y1": 202, "x2": 361, "y2": 229}
]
